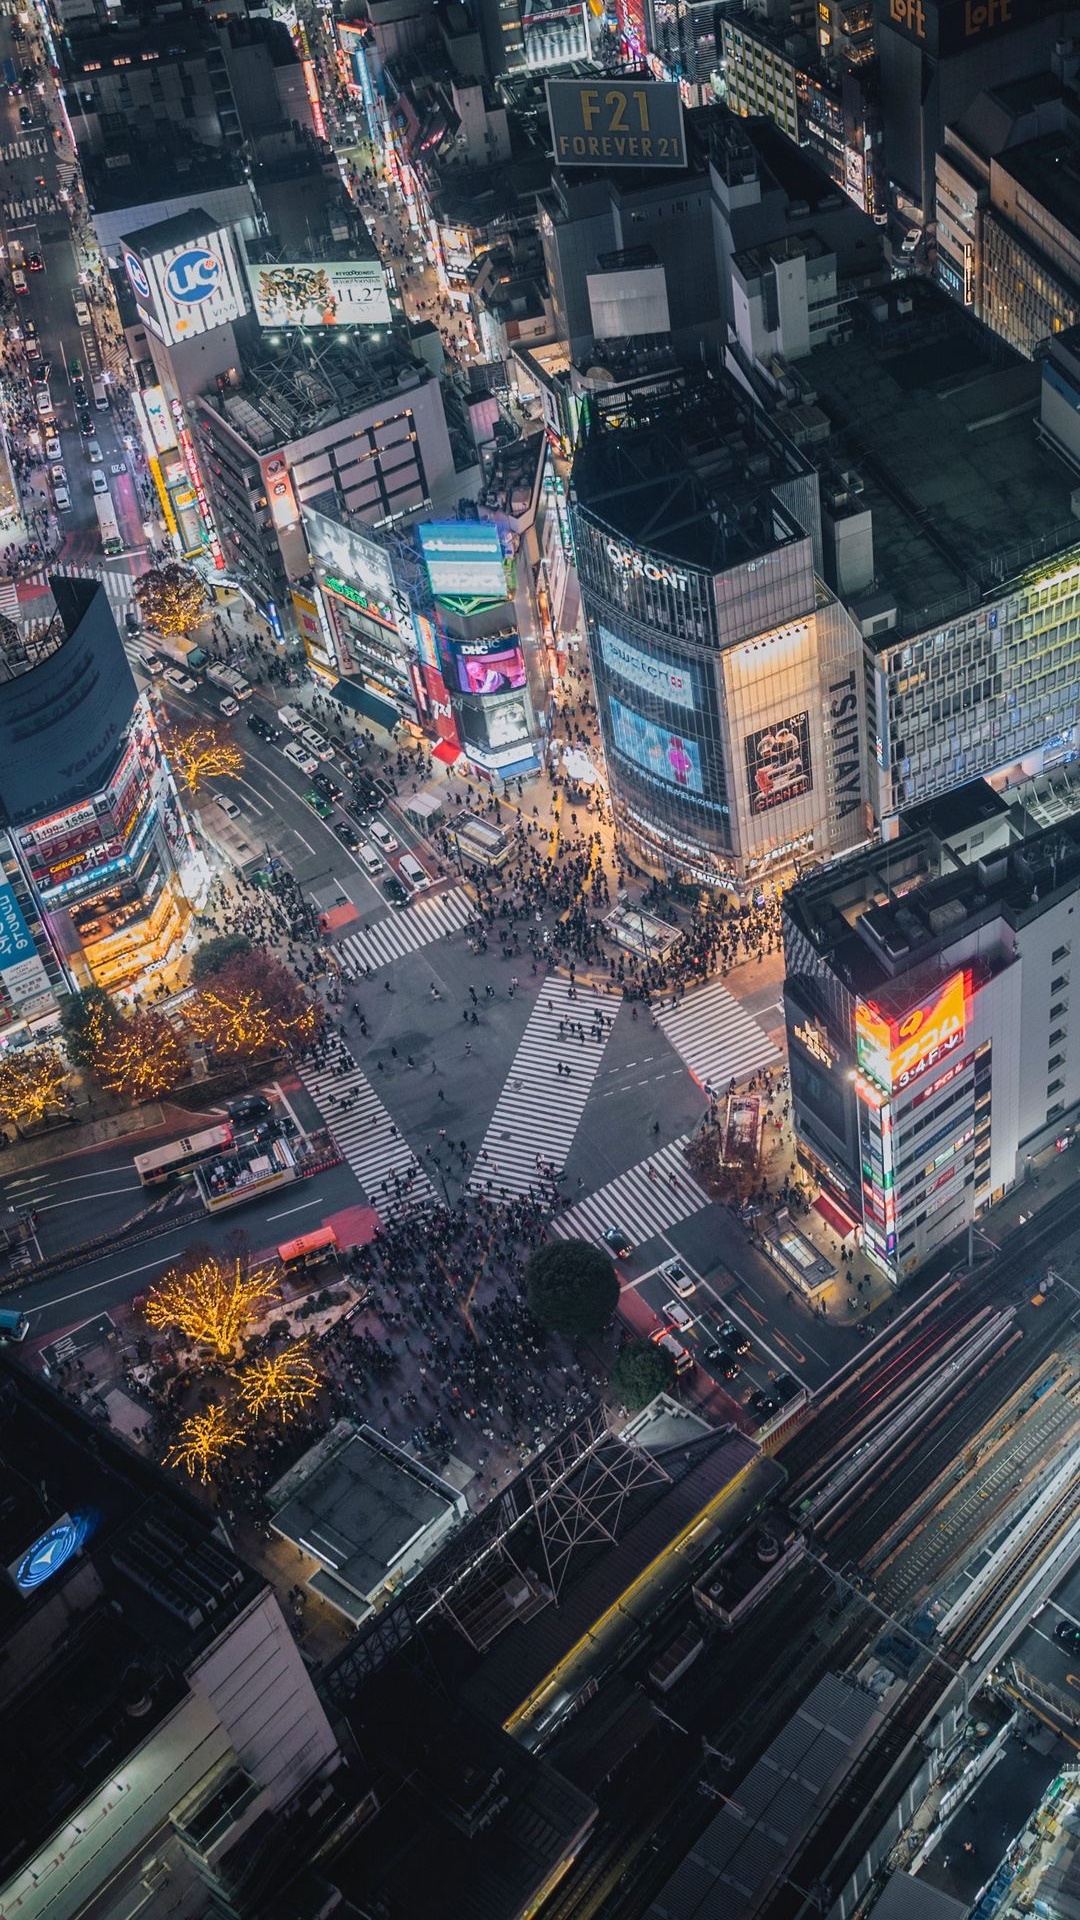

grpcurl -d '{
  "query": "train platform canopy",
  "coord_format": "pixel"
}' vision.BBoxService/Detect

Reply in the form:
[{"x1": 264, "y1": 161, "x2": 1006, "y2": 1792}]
[{"x1": 266, "y1": 1421, "x2": 468, "y2": 1623}]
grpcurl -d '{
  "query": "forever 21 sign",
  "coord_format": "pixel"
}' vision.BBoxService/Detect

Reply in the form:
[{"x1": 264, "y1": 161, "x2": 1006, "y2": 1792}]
[{"x1": 546, "y1": 78, "x2": 686, "y2": 170}]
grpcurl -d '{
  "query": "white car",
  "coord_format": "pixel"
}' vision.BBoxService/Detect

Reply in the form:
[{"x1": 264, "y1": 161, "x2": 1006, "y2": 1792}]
[
  {"x1": 357, "y1": 842, "x2": 384, "y2": 875},
  {"x1": 86, "y1": 440, "x2": 102, "y2": 463},
  {"x1": 664, "y1": 1300, "x2": 695, "y2": 1333},
  {"x1": 660, "y1": 1257, "x2": 696, "y2": 1298},
  {"x1": 213, "y1": 793, "x2": 241, "y2": 819},
  {"x1": 44, "y1": 434, "x2": 61, "y2": 461},
  {"x1": 54, "y1": 485, "x2": 71, "y2": 512},
  {"x1": 165, "y1": 667, "x2": 197, "y2": 693},
  {"x1": 277, "y1": 705, "x2": 305, "y2": 731},
  {"x1": 49, "y1": 462, "x2": 66, "y2": 486},
  {"x1": 91, "y1": 470, "x2": 108, "y2": 495},
  {"x1": 369, "y1": 817, "x2": 398, "y2": 853},
  {"x1": 398, "y1": 852, "x2": 428, "y2": 891},
  {"x1": 34, "y1": 388, "x2": 52, "y2": 417},
  {"x1": 73, "y1": 298, "x2": 91, "y2": 328},
  {"x1": 219, "y1": 696, "x2": 239, "y2": 717},
  {"x1": 300, "y1": 726, "x2": 333, "y2": 761},
  {"x1": 284, "y1": 741, "x2": 319, "y2": 776}
]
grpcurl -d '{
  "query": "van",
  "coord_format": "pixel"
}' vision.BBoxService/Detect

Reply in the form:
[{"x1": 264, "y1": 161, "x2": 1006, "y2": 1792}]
[
  {"x1": 357, "y1": 842, "x2": 384, "y2": 875},
  {"x1": 277, "y1": 705, "x2": 305, "y2": 732},
  {"x1": 0, "y1": 1309, "x2": 29, "y2": 1341},
  {"x1": 399, "y1": 852, "x2": 428, "y2": 890},
  {"x1": 11, "y1": 268, "x2": 26, "y2": 295},
  {"x1": 92, "y1": 378, "x2": 108, "y2": 410},
  {"x1": 653, "y1": 1330, "x2": 693, "y2": 1376}
]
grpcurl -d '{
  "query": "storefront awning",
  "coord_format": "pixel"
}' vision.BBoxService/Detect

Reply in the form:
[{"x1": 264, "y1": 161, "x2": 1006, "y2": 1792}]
[
  {"x1": 432, "y1": 740, "x2": 459, "y2": 765},
  {"x1": 814, "y1": 1193, "x2": 859, "y2": 1239}
]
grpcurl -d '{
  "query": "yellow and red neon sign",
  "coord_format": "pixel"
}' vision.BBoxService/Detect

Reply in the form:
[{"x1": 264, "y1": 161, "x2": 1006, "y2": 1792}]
[{"x1": 856, "y1": 971, "x2": 970, "y2": 1095}]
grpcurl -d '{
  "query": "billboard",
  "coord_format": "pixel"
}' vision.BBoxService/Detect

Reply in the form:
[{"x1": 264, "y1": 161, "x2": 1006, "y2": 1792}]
[
  {"x1": 745, "y1": 713, "x2": 813, "y2": 814},
  {"x1": 609, "y1": 696, "x2": 702, "y2": 794},
  {"x1": 122, "y1": 223, "x2": 247, "y2": 348},
  {"x1": 546, "y1": 78, "x2": 686, "y2": 170},
  {"x1": 598, "y1": 625, "x2": 696, "y2": 710},
  {"x1": 419, "y1": 521, "x2": 507, "y2": 602},
  {"x1": 303, "y1": 502, "x2": 400, "y2": 631},
  {"x1": 453, "y1": 640, "x2": 526, "y2": 696},
  {"x1": 522, "y1": 0, "x2": 589, "y2": 70},
  {"x1": 0, "y1": 877, "x2": 49, "y2": 1006},
  {"x1": 245, "y1": 256, "x2": 392, "y2": 329},
  {"x1": 856, "y1": 972, "x2": 970, "y2": 1095}
]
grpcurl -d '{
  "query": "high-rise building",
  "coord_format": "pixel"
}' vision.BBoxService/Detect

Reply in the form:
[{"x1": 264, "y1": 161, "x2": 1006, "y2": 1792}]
[
  {"x1": 784, "y1": 774, "x2": 1080, "y2": 1281},
  {"x1": 570, "y1": 371, "x2": 868, "y2": 894},
  {"x1": 0, "y1": 1363, "x2": 340, "y2": 1919},
  {"x1": 0, "y1": 580, "x2": 207, "y2": 997}
]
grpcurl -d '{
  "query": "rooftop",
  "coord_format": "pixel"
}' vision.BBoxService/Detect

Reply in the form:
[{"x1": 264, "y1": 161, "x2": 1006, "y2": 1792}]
[
  {"x1": 0, "y1": 1363, "x2": 261, "y2": 1882},
  {"x1": 572, "y1": 369, "x2": 815, "y2": 576},
  {"x1": 83, "y1": 138, "x2": 246, "y2": 219},
  {"x1": 196, "y1": 328, "x2": 428, "y2": 451},
  {"x1": 993, "y1": 131, "x2": 1080, "y2": 236},
  {"x1": 268, "y1": 1421, "x2": 465, "y2": 1609},
  {"x1": 797, "y1": 283, "x2": 1079, "y2": 630}
]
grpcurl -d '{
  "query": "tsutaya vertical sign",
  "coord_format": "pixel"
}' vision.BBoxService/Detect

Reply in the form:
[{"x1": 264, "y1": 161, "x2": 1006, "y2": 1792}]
[{"x1": 824, "y1": 669, "x2": 862, "y2": 819}]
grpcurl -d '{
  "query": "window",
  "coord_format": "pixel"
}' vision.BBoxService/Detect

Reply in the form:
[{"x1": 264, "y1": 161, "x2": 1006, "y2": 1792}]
[
  {"x1": 1047, "y1": 1078, "x2": 1064, "y2": 1096},
  {"x1": 1053, "y1": 944, "x2": 1072, "y2": 964},
  {"x1": 1052, "y1": 975, "x2": 1070, "y2": 993},
  {"x1": 1051, "y1": 1027, "x2": 1067, "y2": 1045},
  {"x1": 1052, "y1": 1001, "x2": 1068, "y2": 1019},
  {"x1": 1049, "y1": 1054, "x2": 1066, "y2": 1072}
]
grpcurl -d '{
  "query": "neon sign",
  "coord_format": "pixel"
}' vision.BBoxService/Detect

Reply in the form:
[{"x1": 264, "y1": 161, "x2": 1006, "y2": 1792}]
[{"x1": 856, "y1": 972, "x2": 970, "y2": 1094}]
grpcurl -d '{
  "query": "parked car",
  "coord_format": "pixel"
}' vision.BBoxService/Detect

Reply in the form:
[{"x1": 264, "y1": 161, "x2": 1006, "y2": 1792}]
[
  {"x1": 73, "y1": 299, "x2": 91, "y2": 328},
  {"x1": 212, "y1": 793, "x2": 240, "y2": 819}
]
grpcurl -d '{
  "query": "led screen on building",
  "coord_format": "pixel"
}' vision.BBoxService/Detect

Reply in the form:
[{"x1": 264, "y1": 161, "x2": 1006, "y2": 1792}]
[
  {"x1": 745, "y1": 712, "x2": 813, "y2": 813},
  {"x1": 122, "y1": 223, "x2": 247, "y2": 348},
  {"x1": 856, "y1": 971, "x2": 970, "y2": 1094},
  {"x1": 598, "y1": 625, "x2": 697, "y2": 709},
  {"x1": 304, "y1": 502, "x2": 399, "y2": 629},
  {"x1": 609, "y1": 696, "x2": 703, "y2": 795},
  {"x1": 245, "y1": 256, "x2": 392, "y2": 329},
  {"x1": 453, "y1": 641, "x2": 526, "y2": 696},
  {"x1": 419, "y1": 522, "x2": 507, "y2": 601}
]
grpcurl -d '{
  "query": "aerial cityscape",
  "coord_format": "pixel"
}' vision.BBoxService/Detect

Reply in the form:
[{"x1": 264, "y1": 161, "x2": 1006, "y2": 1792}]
[{"x1": 5, "y1": 0, "x2": 1080, "y2": 1918}]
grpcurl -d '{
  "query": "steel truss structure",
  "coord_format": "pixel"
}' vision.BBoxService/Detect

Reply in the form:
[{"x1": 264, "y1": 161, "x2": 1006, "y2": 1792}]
[{"x1": 321, "y1": 1402, "x2": 670, "y2": 1704}]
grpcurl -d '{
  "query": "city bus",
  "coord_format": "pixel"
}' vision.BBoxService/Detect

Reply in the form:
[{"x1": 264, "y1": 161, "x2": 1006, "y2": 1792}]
[
  {"x1": 94, "y1": 492, "x2": 123, "y2": 557},
  {"x1": 134, "y1": 1123, "x2": 233, "y2": 1187},
  {"x1": 277, "y1": 1225, "x2": 338, "y2": 1270}
]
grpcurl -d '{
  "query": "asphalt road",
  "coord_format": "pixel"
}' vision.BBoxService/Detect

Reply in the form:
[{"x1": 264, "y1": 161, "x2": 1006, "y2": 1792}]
[{"x1": 0, "y1": 13, "x2": 140, "y2": 554}]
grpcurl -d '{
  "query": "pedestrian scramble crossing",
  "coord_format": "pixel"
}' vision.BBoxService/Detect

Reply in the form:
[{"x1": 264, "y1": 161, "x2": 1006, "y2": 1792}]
[
  {"x1": 297, "y1": 1058, "x2": 439, "y2": 1220},
  {"x1": 4, "y1": 192, "x2": 60, "y2": 217},
  {"x1": 466, "y1": 977, "x2": 616, "y2": 1197},
  {"x1": 551, "y1": 1136, "x2": 711, "y2": 1246},
  {"x1": 655, "y1": 979, "x2": 780, "y2": 1096},
  {"x1": 0, "y1": 136, "x2": 49, "y2": 160},
  {"x1": 336, "y1": 885, "x2": 474, "y2": 973}
]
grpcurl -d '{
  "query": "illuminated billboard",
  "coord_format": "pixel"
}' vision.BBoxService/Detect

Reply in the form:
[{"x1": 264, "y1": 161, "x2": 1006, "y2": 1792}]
[
  {"x1": 609, "y1": 696, "x2": 702, "y2": 795},
  {"x1": 598, "y1": 625, "x2": 696, "y2": 710},
  {"x1": 856, "y1": 972, "x2": 970, "y2": 1094},
  {"x1": 745, "y1": 713, "x2": 813, "y2": 814},
  {"x1": 453, "y1": 640, "x2": 526, "y2": 696},
  {"x1": 245, "y1": 256, "x2": 391, "y2": 329},
  {"x1": 522, "y1": 0, "x2": 589, "y2": 69},
  {"x1": 303, "y1": 502, "x2": 400, "y2": 630},
  {"x1": 546, "y1": 78, "x2": 686, "y2": 169},
  {"x1": 419, "y1": 521, "x2": 507, "y2": 602},
  {"x1": 122, "y1": 222, "x2": 247, "y2": 348}
]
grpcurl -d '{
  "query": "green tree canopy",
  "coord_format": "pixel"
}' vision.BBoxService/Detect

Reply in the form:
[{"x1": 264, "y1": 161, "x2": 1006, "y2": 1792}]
[
  {"x1": 191, "y1": 933, "x2": 254, "y2": 983},
  {"x1": 61, "y1": 986, "x2": 120, "y2": 1071},
  {"x1": 525, "y1": 1238, "x2": 619, "y2": 1337},
  {"x1": 610, "y1": 1339, "x2": 675, "y2": 1412}
]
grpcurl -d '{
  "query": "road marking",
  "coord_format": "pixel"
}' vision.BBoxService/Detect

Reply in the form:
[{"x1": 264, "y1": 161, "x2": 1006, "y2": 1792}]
[
  {"x1": 20, "y1": 1244, "x2": 187, "y2": 1310},
  {"x1": 38, "y1": 1186, "x2": 144, "y2": 1209},
  {"x1": 266, "y1": 1198, "x2": 322, "y2": 1220}
]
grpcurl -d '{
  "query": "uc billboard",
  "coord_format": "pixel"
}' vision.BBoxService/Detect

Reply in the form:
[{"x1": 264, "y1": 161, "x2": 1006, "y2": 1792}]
[{"x1": 122, "y1": 221, "x2": 247, "y2": 346}]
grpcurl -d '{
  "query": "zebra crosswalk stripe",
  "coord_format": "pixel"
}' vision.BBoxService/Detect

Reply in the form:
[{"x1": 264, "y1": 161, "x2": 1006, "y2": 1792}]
[
  {"x1": 297, "y1": 1059, "x2": 439, "y2": 1219},
  {"x1": 338, "y1": 885, "x2": 473, "y2": 973},
  {"x1": 552, "y1": 1136, "x2": 711, "y2": 1246},
  {"x1": 466, "y1": 977, "x2": 616, "y2": 1198},
  {"x1": 655, "y1": 980, "x2": 780, "y2": 1097},
  {"x1": 0, "y1": 581, "x2": 19, "y2": 619}
]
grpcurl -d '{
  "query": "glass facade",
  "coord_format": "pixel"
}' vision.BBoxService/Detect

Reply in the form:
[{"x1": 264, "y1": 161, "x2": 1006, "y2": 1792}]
[{"x1": 872, "y1": 547, "x2": 1080, "y2": 822}]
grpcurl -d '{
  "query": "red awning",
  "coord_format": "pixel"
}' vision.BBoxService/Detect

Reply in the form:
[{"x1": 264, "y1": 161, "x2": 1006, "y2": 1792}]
[
  {"x1": 814, "y1": 1193, "x2": 859, "y2": 1239},
  {"x1": 432, "y1": 740, "x2": 459, "y2": 765}
]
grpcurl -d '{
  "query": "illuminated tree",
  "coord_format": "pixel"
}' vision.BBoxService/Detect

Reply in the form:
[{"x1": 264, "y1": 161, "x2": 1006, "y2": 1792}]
[
  {"x1": 0, "y1": 1045, "x2": 70, "y2": 1135},
  {"x1": 165, "y1": 1401, "x2": 241, "y2": 1482},
  {"x1": 134, "y1": 564, "x2": 207, "y2": 637},
  {"x1": 144, "y1": 1250, "x2": 279, "y2": 1358},
  {"x1": 61, "y1": 986, "x2": 120, "y2": 1072},
  {"x1": 164, "y1": 720, "x2": 245, "y2": 795},
  {"x1": 185, "y1": 950, "x2": 322, "y2": 1062},
  {"x1": 94, "y1": 1008, "x2": 190, "y2": 1101},
  {"x1": 239, "y1": 1342, "x2": 322, "y2": 1423}
]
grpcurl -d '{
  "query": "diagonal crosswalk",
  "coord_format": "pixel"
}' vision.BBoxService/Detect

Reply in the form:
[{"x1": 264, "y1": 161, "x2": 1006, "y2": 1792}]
[
  {"x1": 337, "y1": 885, "x2": 474, "y2": 972},
  {"x1": 466, "y1": 977, "x2": 617, "y2": 1198},
  {"x1": 297, "y1": 1059, "x2": 439, "y2": 1220},
  {"x1": 551, "y1": 1136, "x2": 711, "y2": 1246},
  {"x1": 655, "y1": 980, "x2": 779, "y2": 1097}
]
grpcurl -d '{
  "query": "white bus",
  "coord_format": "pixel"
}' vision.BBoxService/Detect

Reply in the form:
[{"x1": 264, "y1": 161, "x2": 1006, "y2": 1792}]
[{"x1": 94, "y1": 492, "x2": 122, "y2": 557}]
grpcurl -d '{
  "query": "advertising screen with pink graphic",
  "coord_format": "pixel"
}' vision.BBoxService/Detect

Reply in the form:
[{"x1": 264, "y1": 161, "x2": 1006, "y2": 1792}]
[
  {"x1": 454, "y1": 643, "x2": 526, "y2": 697},
  {"x1": 609, "y1": 696, "x2": 702, "y2": 795}
]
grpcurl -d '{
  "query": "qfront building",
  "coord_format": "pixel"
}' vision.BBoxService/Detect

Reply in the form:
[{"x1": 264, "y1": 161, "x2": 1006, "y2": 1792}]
[
  {"x1": 570, "y1": 374, "x2": 867, "y2": 894},
  {"x1": 784, "y1": 775, "x2": 1080, "y2": 1283},
  {"x1": 0, "y1": 580, "x2": 207, "y2": 998}
]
